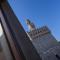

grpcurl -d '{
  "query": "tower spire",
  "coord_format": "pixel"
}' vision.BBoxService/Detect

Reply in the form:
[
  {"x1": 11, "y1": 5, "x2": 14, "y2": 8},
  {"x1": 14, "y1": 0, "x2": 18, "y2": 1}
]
[{"x1": 26, "y1": 19, "x2": 36, "y2": 31}]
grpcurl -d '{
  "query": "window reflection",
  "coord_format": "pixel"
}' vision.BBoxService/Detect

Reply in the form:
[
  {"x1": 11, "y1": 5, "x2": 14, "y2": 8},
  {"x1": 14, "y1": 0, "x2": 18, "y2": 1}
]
[
  {"x1": 0, "y1": 24, "x2": 3, "y2": 37},
  {"x1": 0, "y1": 9, "x2": 13, "y2": 60},
  {"x1": 0, "y1": 23, "x2": 13, "y2": 60}
]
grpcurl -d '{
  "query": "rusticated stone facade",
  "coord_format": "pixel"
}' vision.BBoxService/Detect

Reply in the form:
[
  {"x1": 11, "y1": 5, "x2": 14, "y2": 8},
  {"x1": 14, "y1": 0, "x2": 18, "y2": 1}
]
[{"x1": 27, "y1": 20, "x2": 60, "y2": 60}]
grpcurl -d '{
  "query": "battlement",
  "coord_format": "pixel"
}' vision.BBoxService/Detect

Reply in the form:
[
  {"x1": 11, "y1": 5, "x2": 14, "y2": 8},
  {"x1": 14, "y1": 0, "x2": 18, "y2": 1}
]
[{"x1": 28, "y1": 26, "x2": 51, "y2": 39}]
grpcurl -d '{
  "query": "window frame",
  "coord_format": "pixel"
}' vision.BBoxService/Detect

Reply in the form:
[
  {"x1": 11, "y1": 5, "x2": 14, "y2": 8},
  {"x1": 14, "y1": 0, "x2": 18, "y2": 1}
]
[{"x1": 0, "y1": 1, "x2": 41, "y2": 60}]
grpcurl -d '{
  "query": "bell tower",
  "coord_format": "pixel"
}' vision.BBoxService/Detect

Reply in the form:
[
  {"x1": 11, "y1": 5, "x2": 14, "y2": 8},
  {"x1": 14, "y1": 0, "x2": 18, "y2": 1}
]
[{"x1": 26, "y1": 19, "x2": 36, "y2": 31}]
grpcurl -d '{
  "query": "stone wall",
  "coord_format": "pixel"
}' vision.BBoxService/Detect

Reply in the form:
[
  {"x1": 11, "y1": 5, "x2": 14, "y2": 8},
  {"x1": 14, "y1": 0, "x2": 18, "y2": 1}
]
[{"x1": 27, "y1": 26, "x2": 60, "y2": 60}]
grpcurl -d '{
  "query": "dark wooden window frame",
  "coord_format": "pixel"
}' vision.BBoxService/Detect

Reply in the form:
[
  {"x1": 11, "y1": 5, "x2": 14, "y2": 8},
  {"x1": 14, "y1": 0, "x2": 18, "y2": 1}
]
[{"x1": 0, "y1": 1, "x2": 41, "y2": 60}]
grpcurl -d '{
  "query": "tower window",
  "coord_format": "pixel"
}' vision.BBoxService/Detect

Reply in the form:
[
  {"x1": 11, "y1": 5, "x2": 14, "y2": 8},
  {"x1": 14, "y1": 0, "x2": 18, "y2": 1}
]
[{"x1": 56, "y1": 54, "x2": 60, "y2": 60}]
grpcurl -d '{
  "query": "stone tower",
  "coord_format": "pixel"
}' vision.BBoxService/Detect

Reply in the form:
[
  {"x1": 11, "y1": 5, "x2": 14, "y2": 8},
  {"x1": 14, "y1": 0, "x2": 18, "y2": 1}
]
[
  {"x1": 26, "y1": 19, "x2": 36, "y2": 31},
  {"x1": 26, "y1": 19, "x2": 60, "y2": 60}
]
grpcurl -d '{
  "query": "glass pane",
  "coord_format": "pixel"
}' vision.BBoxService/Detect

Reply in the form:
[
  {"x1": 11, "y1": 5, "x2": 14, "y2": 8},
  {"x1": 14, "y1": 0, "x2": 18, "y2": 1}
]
[
  {"x1": 8, "y1": 0, "x2": 60, "y2": 41},
  {"x1": 0, "y1": 10, "x2": 13, "y2": 60}
]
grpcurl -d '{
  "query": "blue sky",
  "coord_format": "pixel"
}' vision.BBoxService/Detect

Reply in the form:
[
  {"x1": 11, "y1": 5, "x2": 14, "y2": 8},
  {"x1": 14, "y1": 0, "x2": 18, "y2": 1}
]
[{"x1": 8, "y1": 0, "x2": 60, "y2": 41}]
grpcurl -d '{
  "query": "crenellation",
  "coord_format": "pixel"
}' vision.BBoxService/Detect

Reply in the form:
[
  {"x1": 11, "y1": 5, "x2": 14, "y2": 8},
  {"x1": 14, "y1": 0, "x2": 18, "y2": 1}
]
[
  {"x1": 28, "y1": 26, "x2": 50, "y2": 39},
  {"x1": 27, "y1": 20, "x2": 60, "y2": 60}
]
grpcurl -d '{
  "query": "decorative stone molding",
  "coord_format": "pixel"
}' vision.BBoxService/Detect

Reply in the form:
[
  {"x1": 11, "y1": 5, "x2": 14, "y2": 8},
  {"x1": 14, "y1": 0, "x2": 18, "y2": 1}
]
[{"x1": 28, "y1": 26, "x2": 51, "y2": 39}]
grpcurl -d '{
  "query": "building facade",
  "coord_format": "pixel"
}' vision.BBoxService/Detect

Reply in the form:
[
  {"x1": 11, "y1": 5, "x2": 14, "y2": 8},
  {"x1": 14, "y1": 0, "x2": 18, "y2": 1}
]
[
  {"x1": 26, "y1": 19, "x2": 60, "y2": 60},
  {"x1": 0, "y1": 0, "x2": 60, "y2": 60}
]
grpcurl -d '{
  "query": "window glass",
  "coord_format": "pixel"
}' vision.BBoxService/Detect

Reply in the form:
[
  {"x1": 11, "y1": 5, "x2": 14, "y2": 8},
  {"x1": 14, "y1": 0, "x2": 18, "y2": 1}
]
[
  {"x1": 0, "y1": 9, "x2": 13, "y2": 60},
  {"x1": 0, "y1": 24, "x2": 3, "y2": 37}
]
